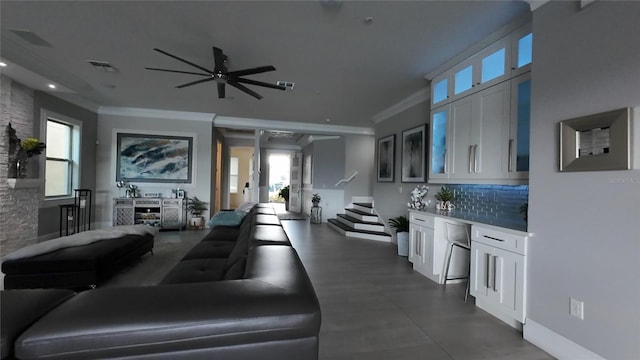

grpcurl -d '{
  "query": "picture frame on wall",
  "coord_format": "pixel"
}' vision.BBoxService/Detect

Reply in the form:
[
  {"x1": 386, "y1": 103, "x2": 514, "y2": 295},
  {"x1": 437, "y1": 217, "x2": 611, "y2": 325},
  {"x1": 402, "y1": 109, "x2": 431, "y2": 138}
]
[
  {"x1": 377, "y1": 134, "x2": 395, "y2": 182},
  {"x1": 401, "y1": 124, "x2": 427, "y2": 183},
  {"x1": 116, "y1": 133, "x2": 193, "y2": 183}
]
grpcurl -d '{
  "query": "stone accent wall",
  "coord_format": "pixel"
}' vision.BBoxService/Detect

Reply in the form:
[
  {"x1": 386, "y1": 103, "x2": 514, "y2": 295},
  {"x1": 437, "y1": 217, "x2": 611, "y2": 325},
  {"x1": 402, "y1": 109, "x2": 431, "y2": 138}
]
[{"x1": 1, "y1": 75, "x2": 39, "y2": 256}]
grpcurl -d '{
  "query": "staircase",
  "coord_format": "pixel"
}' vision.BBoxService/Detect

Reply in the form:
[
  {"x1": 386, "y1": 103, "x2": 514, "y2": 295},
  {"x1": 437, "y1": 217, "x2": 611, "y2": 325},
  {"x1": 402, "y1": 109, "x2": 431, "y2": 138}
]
[{"x1": 328, "y1": 202, "x2": 392, "y2": 242}]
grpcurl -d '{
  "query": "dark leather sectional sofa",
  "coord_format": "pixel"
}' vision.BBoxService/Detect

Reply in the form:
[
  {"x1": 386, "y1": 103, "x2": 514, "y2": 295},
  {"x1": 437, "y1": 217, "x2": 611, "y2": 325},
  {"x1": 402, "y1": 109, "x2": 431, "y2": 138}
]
[{"x1": 1, "y1": 204, "x2": 321, "y2": 360}]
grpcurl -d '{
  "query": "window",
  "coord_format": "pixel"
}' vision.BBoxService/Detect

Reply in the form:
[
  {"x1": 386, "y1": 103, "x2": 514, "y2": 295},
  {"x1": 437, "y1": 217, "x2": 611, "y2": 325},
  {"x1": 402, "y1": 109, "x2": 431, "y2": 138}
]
[
  {"x1": 42, "y1": 111, "x2": 81, "y2": 200},
  {"x1": 229, "y1": 157, "x2": 239, "y2": 193},
  {"x1": 45, "y1": 120, "x2": 73, "y2": 197}
]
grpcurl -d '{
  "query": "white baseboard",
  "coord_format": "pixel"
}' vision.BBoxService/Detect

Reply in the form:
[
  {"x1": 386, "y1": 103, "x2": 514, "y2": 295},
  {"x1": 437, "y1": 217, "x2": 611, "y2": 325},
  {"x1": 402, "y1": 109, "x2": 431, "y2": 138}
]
[{"x1": 523, "y1": 319, "x2": 606, "y2": 360}]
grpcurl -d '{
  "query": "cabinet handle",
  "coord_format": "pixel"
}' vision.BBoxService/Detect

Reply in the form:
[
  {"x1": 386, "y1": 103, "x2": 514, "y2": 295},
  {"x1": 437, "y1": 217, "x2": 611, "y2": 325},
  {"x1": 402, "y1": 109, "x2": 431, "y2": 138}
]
[
  {"x1": 468, "y1": 145, "x2": 474, "y2": 173},
  {"x1": 508, "y1": 139, "x2": 514, "y2": 172},
  {"x1": 485, "y1": 253, "x2": 492, "y2": 289},
  {"x1": 474, "y1": 145, "x2": 479, "y2": 173},
  {"x1": 492, "y1": 255, "x2": 498, "y2": 292},
  {"x1": 444, "y1": 148, "x2": 448, "y2": 174},
  {"x1": 483, "y1": 235, "x2": 505, "y2": 242}
]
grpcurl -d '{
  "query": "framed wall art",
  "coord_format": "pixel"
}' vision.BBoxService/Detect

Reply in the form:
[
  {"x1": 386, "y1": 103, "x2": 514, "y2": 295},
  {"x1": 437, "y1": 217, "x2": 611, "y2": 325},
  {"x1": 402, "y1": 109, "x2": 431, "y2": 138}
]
[
  {"x1": 401, "y1": 124, "x2": 427, "y2": 182},
  {"x1": 559, "y1": 107, "x2": 631, "y2": 172},
  {"x1": 377, "y1": 134, "x2": 395, "y2": 182},
  {"x1": 116, "y1": 133, "x2": 193, "y2": 183}
]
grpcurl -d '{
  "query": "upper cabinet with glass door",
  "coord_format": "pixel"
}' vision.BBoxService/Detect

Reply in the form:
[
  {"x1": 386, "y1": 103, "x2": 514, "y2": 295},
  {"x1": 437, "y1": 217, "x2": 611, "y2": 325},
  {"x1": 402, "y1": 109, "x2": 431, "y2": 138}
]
[{"x1": 430, "y1": 23, "x2": 532, "y2": 109}]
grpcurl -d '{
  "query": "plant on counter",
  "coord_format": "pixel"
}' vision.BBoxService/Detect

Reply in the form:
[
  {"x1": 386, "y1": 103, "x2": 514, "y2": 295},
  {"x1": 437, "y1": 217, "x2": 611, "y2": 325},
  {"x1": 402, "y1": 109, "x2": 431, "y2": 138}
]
[
  {"x1": 520, "y1": 202, "x2": 528, "y2": 223},
  {"x1": 435, "y1": 186, "x2": 454, "y2": 202}
]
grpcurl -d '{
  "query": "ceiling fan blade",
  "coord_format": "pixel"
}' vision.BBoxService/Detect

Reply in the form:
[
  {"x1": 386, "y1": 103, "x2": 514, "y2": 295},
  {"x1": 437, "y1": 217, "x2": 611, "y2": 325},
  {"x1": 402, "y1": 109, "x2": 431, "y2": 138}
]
[
  {"x1": 213, "y1": 47, "x2": 225, "y2": 72},
  {"x1": 145, "y1": 67, "x2": 211, "y2": 76},
  {"x1": 228, "y1": 65, "x2": 276, "y2": 77},
  {"x1": 233, "y1": 77, "x2": 286, "y2": 90},
  {"x1": 176, "y1": 77, "x2": 215, "y2": 89},
  {"x1": 227, "y1": 80, "x2": 263, "y2": 100},
  {"x1": 153, "y1": 48, "x2": 213, "y2": 74},
  {"x1": 217, "y1": 82, "x2": 225, "y2": 99}
]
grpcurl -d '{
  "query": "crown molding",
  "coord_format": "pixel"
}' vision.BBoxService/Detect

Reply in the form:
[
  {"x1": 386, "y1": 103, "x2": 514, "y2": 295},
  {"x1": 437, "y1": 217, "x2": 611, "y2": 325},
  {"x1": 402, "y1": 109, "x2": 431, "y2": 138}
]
[
  {"x1": 98, "y1": 106, "x2": 215, "y2": 122},
  {"x1": 214, "y1": 116, "x2": 374, "y2": 136},
  {"x1": 371, "y1": 87, "x2": 430, "y2": 124},
  {"x1": 298, "y1": 134, "x2": 341, "y2": 147}
]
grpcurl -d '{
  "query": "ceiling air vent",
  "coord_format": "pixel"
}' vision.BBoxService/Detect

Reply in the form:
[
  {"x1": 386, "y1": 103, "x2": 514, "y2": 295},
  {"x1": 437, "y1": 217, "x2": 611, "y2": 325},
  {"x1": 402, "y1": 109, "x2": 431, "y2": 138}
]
[
  {"x1": 276, "y1": 81, "x2": 295, "y2": 90},
  {"x1": 88, "y1": 60, "x2": 118, "y2": 73}
]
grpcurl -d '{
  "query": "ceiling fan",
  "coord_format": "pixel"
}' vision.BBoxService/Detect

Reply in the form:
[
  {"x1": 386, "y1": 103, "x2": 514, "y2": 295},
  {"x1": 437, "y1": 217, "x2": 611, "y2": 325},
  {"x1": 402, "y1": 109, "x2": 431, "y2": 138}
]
[{"x1": 145, "y1": 46, "x2": 286, "y2": 99}]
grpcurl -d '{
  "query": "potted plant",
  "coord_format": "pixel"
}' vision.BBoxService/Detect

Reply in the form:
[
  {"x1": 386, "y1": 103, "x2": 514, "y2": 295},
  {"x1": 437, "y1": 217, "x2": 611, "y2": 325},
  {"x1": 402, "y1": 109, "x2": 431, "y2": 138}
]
[
  {"x1": 311, "y1": 193, "x2": 321, "y2": 207},
  {"x1": 187, "y1": 196, "x2": 209, "y2": 228},
  {"x1": 278, "y1": 185, "x2": 290, "y2": 211},
  {"x1": 389, "y1": 215, "x2": 410, "y2": 256},
  {"x1": 435, "y1": 186, "x2": 455, "y2": 211}
]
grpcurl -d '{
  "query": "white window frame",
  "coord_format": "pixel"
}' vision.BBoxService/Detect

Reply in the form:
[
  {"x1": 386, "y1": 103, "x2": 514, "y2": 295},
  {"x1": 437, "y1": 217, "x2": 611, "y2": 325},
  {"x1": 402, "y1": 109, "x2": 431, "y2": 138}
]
[{"x1": 40, "y1": 110, "x2": 82, "y2": 205}]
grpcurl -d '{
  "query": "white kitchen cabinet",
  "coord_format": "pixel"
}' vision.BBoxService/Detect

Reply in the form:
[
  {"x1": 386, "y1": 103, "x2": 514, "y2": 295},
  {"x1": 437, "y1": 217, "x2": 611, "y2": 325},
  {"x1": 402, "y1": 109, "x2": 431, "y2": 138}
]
[
  {"x1": 508, "y1": 72, "x2": 531, "y2": 180},
  {"x1": 433, "y1": 80, "x2": 511, "y2": 183},
  {"x1": 470, "y1": 225, "x2": 528, "y2": 328},
  {"x1": 408, "y1": 211, "x2": 440, "y2": 283}
]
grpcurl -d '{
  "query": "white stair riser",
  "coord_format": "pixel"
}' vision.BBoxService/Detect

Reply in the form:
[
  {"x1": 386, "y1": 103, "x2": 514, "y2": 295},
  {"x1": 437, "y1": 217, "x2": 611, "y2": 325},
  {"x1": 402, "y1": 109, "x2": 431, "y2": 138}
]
[
  {"x1": 353, "y1": 204, "x2": 375, "y2": 214},
  {"x1": 337, "y1": 216, "x2": 384, "y2": 232},
  {"x1": 345, "y1": 210, "x2": 378, "y2": 223},
  {"x1": 345, "y1": 231, "x2": 391, "y2": 242}
]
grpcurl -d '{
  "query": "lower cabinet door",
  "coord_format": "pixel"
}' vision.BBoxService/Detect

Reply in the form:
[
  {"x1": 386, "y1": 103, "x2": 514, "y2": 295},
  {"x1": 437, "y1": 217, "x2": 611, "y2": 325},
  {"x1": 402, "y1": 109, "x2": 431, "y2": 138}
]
[
  {"x1": 470, "y1": 241, "x2": 492, "y2": 299},
  {"x1": 470, "y1": 241, "x2": 526, "y2": 323},
  {"x1": 493, "y1": 247, "x2": 525, "y2": 322},
  {"x1": 408, "y1": 225, "x2": 421, "y2": 264}
]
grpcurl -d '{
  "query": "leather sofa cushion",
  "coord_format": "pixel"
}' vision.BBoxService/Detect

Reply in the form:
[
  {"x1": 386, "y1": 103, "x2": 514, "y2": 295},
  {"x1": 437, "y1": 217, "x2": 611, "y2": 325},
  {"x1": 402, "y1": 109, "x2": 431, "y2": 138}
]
[
  {"x1": 1, "y1": 289, "x2": 75, "y2": 359},
  {"x1": 160, "y1": 258, "x2": 228, "y2": 284},
  {"x1": 250, "y1": 225, "x2": 291, "y2": 247},
  {"x1": 181, "y1": 241, "x2": 235, "y2": 260},
  {"x1": 15, "y1": 247, "x2": 320, "y2": 360},
  {"x1": 254, "y1": 214, "x2": 281, "y2": 226}
]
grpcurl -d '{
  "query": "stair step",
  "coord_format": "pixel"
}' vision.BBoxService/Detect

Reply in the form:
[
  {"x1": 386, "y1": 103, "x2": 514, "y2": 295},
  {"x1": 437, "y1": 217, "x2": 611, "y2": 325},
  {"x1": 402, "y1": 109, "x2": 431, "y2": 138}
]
[
  {"x1": 337, "y1": 214, "x2": 385, "y2": 232},
  {"x1": 328, "y1": 218, "x2": 391, "y2": 242},
  {"x1": 352, "y1": 202, "x2": 374, "y2": 213},
  {"x1": 345, "y1": 208, "x2": 379, "y2": 222}
]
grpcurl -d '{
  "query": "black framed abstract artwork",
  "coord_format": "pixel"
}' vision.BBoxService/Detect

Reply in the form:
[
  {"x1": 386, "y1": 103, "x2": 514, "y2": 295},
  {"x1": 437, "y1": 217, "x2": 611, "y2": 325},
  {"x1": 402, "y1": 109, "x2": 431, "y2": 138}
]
[
  {"x1": 401, "y1": 124, "x2": 427, "y2": 182},
  {"x1": 116, "y1": 133, "x2": 193, "y2": 183},
  {"x1": 377, "y1": 134, "x2": 395, "y2": 182}
]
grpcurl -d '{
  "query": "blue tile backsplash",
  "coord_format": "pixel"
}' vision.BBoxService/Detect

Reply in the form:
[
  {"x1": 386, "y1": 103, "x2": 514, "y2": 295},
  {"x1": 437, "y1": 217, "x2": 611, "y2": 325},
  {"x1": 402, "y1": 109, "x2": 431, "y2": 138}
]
[{"x1": 447, "y1": 184, "x2": 528, "y2": 220}]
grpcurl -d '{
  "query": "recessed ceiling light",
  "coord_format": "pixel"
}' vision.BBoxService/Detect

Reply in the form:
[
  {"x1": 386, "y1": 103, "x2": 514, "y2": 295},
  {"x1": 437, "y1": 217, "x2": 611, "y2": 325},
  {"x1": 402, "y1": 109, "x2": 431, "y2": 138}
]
[
  {"x1": 48, "y1": 84, "x2": 56, "y2": 89},
  {"x1": 363, "y1": 16, "x2": 374, "y2": 24},
  {"x1": 0, "y1": 62, "x2": 7, "y2": 67}
]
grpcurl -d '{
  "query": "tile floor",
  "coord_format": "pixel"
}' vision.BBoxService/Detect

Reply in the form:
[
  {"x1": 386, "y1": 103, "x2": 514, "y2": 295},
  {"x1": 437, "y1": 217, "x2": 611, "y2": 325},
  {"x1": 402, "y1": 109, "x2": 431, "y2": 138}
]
[{"x1": 280, "y1": 220, "x2": 554, "y2": 360}]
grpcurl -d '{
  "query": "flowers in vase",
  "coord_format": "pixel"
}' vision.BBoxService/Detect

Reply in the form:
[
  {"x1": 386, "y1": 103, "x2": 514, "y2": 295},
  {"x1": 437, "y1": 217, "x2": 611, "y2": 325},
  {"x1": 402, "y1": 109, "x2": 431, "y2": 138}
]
[
  {"x1": 311, "y1": 193, "x2": 321, "y2": 206},
  {"x1": 408, "y1": 185, "x2": 430, "y2": 210}
]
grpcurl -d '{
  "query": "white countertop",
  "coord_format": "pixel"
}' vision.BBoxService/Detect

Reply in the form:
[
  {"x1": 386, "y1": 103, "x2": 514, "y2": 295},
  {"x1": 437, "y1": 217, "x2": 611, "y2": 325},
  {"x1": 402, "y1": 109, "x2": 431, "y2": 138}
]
[{"x1": 409, "y1": 207, "x2": 528, "y2": 234}]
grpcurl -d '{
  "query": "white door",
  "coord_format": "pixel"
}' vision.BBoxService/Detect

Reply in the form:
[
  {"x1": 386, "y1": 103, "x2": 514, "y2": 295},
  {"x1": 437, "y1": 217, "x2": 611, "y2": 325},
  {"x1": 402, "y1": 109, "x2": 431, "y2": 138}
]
[{"x1": 289, "y1": 152, "x2": 302, "y2": 213}]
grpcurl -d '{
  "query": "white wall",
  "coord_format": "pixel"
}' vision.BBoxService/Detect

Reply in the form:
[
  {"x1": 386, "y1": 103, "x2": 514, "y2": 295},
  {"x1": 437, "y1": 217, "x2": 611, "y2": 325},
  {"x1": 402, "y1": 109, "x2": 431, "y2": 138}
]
[
  {"x1": 526, "y1": 2, "x2": 640, "y2": 359},
  {"x1": 95, "y1": 112, "x2": 213, "y2": 227},
  {"x1": 343, "y1": 134, "x2": 375, "y2": 206}
]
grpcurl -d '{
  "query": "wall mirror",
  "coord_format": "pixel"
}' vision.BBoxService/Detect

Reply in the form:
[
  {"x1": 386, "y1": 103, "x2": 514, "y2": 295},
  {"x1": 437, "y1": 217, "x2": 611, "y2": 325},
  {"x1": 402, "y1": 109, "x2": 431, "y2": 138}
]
[{"x1": 559, "y1": 107, "x2": 631, "y2": 172}]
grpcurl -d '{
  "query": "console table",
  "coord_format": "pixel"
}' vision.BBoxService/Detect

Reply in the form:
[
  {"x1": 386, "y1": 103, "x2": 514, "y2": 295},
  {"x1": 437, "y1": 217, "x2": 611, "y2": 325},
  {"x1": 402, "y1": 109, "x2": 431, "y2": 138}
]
[{"x1": 113, "y1": 198, "x2": 186, "y2": 230}]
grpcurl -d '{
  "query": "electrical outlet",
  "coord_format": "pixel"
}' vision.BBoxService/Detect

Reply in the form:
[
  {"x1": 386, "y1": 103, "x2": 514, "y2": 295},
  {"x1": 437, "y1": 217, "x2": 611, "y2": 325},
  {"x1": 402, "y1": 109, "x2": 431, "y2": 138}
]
[{"x1": 570, "y1": 298, "x2": 584, "y2": 320}]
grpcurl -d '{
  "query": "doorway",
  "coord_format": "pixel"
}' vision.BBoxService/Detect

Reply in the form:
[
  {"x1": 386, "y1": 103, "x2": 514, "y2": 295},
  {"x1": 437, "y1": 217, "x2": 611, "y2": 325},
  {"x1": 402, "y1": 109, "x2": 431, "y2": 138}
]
[{"x1": 268, "y1": 152, "x2": 290, "y2": 209}]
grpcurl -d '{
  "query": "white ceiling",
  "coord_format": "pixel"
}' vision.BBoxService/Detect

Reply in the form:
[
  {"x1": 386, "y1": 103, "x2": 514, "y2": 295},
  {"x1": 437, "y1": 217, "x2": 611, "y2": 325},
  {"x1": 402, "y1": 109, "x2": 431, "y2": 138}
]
[{"x1": 0, "y1": 1, "x2": 530, "y2": 130}]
